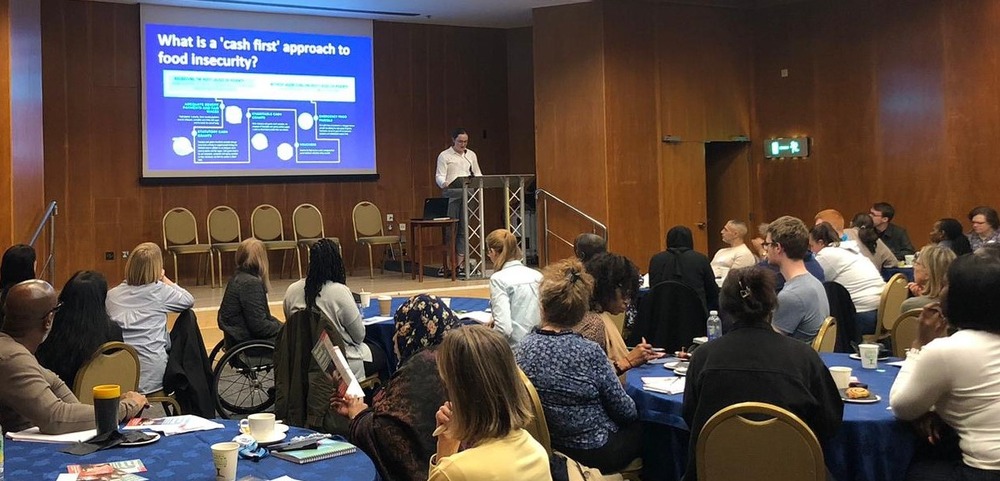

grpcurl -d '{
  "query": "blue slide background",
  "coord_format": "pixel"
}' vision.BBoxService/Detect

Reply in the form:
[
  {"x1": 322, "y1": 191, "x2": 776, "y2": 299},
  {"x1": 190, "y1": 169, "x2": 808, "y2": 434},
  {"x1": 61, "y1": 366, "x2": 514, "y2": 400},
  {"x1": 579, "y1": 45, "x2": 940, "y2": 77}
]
[{"x1": 143, "y1": 23, "x2": 375, "y2": 177}]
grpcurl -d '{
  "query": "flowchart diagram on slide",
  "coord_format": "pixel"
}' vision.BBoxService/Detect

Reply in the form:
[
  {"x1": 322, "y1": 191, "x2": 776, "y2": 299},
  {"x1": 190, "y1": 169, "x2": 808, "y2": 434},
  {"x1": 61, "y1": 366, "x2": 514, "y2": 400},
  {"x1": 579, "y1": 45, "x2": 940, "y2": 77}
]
[{"x1": 166, "y1": 70, "x2": 354, "y2": 165}]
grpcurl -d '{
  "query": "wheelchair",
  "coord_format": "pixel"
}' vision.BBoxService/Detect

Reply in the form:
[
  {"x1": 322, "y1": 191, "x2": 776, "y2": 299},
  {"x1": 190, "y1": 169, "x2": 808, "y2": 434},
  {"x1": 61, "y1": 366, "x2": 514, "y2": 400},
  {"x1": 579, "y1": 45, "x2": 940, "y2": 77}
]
[{"x1": 210, "y1": 339, "x2": 276, "y2": 419}]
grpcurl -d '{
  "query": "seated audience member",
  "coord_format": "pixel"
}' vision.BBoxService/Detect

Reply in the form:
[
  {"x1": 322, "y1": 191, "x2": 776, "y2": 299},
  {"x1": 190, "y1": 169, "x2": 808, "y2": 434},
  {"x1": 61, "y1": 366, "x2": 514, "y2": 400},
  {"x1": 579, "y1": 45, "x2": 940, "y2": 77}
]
[
  {"x1": 967, "y1": 206, "x2": 1000, "y2": 252},
  {"x1": 431, "y1": 325, "x2": 551, "y2": 481},
  {"x1": 517, "y1": 258, "x2": 640, "y2": 472},
  {"x1": 35, "y1": 271, "x2": 124, "y2": 388},
  {"x1": 285, "y1": 239, "x2": 385, "y2": 380},
  {"x1": 870, "y1": 202, "x2": 916, "y2": 260},
  {"x1": 749, "y1": 222, "x2": 770, "y2": 260},
  {"x1": 764, "y1": 217, "x2": 830, "y2": 343},
  {"x1": 649, "y1": 225, "x2": 719, "y2": 311},
  {"x1": 486, "y1": 229, "x2": 542, "y2": 345},
  {"x1": 333, "y1": 294, "x2": 462, "y2": 481},
  {"x1": 574, "y1": 233, "x2": 607, "y2": 263},
  {"x1": 574, "y1": 253, "x2": 660, "y2": 377},
  {"x1": 0, "y1": 244, "x2": 36, "y2": 327},
  {"x1": 890, "y1": 254, "x2": 1000, "y2": 480},
  {"x1": 681, "y1": 266, "x2": 842, "y2": 481},
  {"x1": 107, "y1": 242, "x2": 194, "y2": 394},
  {"x1": 930, "y1": 218, "x2": 973, "y2": 256},
  {"x1": 0, "y1": 280, "x2": 145, "y2": 434},
  {"x1": 218, "y1": 238, "x2": 282, "y2": 348},
  {"x1": 851, "y1": 212, "x2": 898, "y2": 270},
  {"x1": 810, "y1": 223, "x2": 885, "y2": 336},
  {"x1": 710, "y1": 220, "x2": 757, "y2": 281},
  {"x1": 902, "y1": 245, "x2": 956, "y2": 313},
  {"x1": 816, "y1": 208, "x2": 895, "y2": 269}
]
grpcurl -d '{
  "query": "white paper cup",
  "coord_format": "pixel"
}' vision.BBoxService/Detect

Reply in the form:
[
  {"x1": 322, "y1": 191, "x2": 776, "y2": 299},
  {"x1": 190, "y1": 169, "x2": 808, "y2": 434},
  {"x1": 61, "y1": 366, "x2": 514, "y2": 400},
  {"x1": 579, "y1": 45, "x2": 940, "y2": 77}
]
[
  {"x1": 359, "y1": 291, "x2": 371, "y2": 308},
  {"x1": 378, "y1": 296, "x2": 393, "y2": 316},
  {"x1": 904, "y1": 255, "x2": 915, "y2": 266},
  {"x1": 239, "y1": 412, "x2": 274, "y2": 439},
  {"x1": 829, "y1": 366, "x2": 852, "y2": 389},
  {"x1": 441, "y1": 297, "x2": 452, "y2": 308},
  {"x1": 211, "y1": 441, "x2": 239, "y2": 481},
  {"x1": 859, "y1": 343, "x2": 880, "y2": 369}
]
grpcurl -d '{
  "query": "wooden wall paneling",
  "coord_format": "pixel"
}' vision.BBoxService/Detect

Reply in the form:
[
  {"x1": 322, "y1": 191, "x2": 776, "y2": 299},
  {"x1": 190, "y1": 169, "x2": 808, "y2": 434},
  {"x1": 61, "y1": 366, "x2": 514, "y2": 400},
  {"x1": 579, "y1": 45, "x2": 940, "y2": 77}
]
[
  {"x1": 506, "y1": 27, "x2": 534, "y2": 176},
  {"x1": 9, "y1": 0, "x2": 44, "y2": 247},
  {"x1": 0, "y1": 0, "x2": 13, "y2": 248},
  {"x1": 602, "y1": 0, "x2": 661, "y2": 265},
  {"x1": 873, "y1": 0, "x2": 946, "y2": 246},
  {"x1": 532, "y1": 2, "x2": 609, "y2": 265},
  {"x1": 705, "y1": 142, "x2": 751, "y2": 255}
]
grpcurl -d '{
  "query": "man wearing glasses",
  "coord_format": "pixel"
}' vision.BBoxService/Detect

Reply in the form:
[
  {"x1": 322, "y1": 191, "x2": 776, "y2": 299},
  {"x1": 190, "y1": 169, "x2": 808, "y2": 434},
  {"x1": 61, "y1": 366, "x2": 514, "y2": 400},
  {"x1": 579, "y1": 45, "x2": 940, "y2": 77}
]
[
  {"x1": 869, "y1": 202, "x2": 915, "y2": 261},
  {"x1": 765, "y1": 216, "x2": 829, "y2": 343},
  {"x1": 0, "y1": 280, "x2": 146, "y2": 434}
]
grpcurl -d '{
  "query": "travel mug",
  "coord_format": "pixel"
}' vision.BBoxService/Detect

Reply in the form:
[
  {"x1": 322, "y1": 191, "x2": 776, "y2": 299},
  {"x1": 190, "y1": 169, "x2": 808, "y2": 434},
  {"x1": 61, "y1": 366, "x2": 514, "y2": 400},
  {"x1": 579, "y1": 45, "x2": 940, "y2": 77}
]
[{"x1": 93, "y1": 384, "x2": 121, "y2": 436}]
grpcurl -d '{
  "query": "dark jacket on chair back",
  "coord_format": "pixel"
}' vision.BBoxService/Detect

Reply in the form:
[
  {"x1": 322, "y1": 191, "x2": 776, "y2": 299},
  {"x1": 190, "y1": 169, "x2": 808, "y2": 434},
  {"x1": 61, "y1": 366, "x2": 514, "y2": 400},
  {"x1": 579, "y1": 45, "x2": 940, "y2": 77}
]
[
  {"x1": 823, "y1": 281, "x2": 858, "y2": 352},
  {"x1": 628, "y1": 281, "x2": 708, "y2": 353},
  {"x1": 164, "y1": 309, "x2": 216, "y2": 418}
]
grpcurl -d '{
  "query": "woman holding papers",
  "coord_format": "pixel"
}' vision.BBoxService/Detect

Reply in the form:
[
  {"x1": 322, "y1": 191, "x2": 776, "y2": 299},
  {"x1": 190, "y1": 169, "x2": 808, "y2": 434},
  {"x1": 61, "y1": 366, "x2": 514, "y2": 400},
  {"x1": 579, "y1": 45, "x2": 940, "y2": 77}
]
[
  {"x1": 486, "y1": 229, "x2": 542, "y2": 345},
  {"x1": 681, "y1": 266, "x2": 842, "y2": 481},
  {"x1": 516, "y1": 258, "x2": 640, "y2": 473},
  {"x1": 332, "y1": 294, "x2": 462, "y2": 481},
  {"x1": 430, "y1": 325, "x2": 550, "y2": 481},
  {"x1": 284, "y1": 239, "x2": 385, "y2": 381}
]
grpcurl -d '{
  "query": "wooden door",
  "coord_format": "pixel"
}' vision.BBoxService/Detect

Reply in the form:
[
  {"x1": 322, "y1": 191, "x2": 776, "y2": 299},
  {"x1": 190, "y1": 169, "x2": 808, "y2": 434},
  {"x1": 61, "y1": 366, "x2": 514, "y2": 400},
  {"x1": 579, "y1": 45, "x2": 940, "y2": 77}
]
[
  {"x1": 659, "y1": 142, "x2": 709, "y2": 252},
  {"x1": 706, "y1": 141, "x2": 753, "y2": 255}
]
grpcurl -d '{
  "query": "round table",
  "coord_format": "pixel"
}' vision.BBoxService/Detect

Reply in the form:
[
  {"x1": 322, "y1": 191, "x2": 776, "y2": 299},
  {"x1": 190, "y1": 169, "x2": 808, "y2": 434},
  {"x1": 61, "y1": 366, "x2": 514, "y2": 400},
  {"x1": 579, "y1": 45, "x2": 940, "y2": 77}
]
[
  {"x1": 4, "y1": 419, "x2": 380, "y2": 480},
  {"x1": 362, "y1": 296, "x2": 490, "y2": 373},
  {"x1": 624, "y1": 352, "x2": 917, "y2": 481}
]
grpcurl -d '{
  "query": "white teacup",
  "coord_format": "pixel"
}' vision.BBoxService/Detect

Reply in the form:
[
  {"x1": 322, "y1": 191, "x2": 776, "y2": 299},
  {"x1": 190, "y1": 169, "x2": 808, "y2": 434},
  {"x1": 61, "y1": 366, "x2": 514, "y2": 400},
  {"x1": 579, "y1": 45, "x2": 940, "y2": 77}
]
[
  {"x1": 359, "y1": 290, "x2": 371, "y2": 308},
  {"x1": 829, "y1": 366, "x2": 852, "y2": 390},
  {"x1": 904, "y1": 254, "x2": 915, "y2": 267},
  {"x1": 239, "y1": 412, "x2": 275, "y2": 439}
]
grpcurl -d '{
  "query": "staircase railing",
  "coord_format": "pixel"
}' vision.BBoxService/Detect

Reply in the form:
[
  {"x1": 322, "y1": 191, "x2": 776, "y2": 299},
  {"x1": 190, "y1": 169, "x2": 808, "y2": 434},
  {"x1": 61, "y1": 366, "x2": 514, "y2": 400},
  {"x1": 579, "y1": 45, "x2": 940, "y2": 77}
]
[
  {"x1": 29, "y1": 201, "x2": 58, "y2": 283},
  {"x1": 535, "y1": 189, "x2": 607, "y2": 266}
]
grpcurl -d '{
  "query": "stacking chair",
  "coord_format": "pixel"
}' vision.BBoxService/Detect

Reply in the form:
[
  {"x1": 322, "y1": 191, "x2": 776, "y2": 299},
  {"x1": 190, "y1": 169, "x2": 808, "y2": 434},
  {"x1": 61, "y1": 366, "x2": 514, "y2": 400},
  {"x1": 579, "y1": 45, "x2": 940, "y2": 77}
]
[
  {"x1": 889, "y1": 309, "x2": 923, "y2": 358},
  {"x1": 865, "y1": 273, "x2": 908, "y2": 343},
  {"x1": 291, "y1": 203, "x2": 342, "y2": 262},
  {"x1": 697, "y1": 402, "x2": 825, "y2": 481},
  {"x1": 73, "y1": 342, "x2": 140, "y2": 404},
  {"x1": 207, "y1": 205, "x2": 242, "y2": 287},
  {"x1": 351, "y1": 201, "x2": 405, "y2": 278},
  {"x1": 162, "y1": 207, "x2": 214, "y2": 286},
  {"x1": 251, "y1": 204, "x2": 301, "y2": 279},
  {"x1": 810, "y1": 317, "x2": 837, "y2": 353}
]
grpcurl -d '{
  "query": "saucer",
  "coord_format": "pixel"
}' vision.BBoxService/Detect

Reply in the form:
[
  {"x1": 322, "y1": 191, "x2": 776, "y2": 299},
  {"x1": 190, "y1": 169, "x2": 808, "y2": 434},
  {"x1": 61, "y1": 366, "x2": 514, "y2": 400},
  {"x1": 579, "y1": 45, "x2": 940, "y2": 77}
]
[
  {"x1": 253, "y1": 430, "x2": 287, "y2": 444},
  {"x1": 121, "y1": 432, "x2": 161, "y2": 446},
  {"x1": 849, "y1": 353, "x2": 890, "y2": 361}
]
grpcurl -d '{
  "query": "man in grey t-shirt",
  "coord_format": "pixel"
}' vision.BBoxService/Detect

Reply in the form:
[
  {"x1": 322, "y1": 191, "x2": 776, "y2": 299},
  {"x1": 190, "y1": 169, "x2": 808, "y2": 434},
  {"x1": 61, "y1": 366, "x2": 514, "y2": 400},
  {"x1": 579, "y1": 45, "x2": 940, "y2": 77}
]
[{"x1": 764, "y1": 216, "x2": 831, "y2": 343}]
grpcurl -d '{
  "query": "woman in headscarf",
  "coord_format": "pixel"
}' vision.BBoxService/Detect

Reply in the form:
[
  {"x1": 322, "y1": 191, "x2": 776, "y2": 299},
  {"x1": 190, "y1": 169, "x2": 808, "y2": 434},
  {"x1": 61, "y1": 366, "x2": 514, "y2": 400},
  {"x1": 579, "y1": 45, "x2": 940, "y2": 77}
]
[
  {"x1": 647, "y1": 225, "x2": 719, "y2": 310},
  {"x1": 331, "y1": 294, "x2": 462, "y2": 481}
]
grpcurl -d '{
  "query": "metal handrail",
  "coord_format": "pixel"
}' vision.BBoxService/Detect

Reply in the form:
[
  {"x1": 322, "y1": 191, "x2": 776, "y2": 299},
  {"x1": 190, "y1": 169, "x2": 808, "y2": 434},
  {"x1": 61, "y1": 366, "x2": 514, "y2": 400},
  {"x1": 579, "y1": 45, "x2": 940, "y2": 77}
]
[
  {"x1": 29, "y1": 201, "x2": 58, "y2": 283},
  {"x1": 535, "y1": 189, "x2": 607, "y2": 266}
]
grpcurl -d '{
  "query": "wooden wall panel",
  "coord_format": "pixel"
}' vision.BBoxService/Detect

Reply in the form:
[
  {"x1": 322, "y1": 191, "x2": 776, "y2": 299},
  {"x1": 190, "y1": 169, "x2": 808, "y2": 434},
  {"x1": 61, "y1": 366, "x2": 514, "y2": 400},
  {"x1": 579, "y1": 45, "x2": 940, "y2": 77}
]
[
  {"x1": 41, "y1": 1, "x2": 519, "y2": 284},
  {"x1": 506, "y1": 27, "x2": 535, "y2": 176}
]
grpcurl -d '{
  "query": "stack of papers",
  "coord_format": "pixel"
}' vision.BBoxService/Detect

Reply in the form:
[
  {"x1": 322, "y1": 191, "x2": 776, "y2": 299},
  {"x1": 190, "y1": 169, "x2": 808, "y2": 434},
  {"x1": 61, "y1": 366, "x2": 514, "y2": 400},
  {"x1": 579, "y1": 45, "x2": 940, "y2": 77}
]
[
  {"x1": 6, "y1": 427, "x2": 97, "y2": 444},
  {"x1": 122, "y1": 414, "x2": 224, "y2": 436},
  {"x1": 460, "y1": 311, "x2": 492, "y2": 324},
  {"x1": 362, "y1": 316, "x2": 393, "y2": 326},
  {"x1": 642, "y1": 376, "x2": 686, "y2": 395}
]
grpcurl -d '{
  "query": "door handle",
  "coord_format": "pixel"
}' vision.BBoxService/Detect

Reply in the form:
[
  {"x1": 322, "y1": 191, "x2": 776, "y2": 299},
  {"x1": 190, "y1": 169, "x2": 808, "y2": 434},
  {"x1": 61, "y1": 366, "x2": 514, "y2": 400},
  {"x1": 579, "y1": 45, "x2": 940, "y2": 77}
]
[{"x1": 696, "y1": 222, "x2": 707, "y2": 229}]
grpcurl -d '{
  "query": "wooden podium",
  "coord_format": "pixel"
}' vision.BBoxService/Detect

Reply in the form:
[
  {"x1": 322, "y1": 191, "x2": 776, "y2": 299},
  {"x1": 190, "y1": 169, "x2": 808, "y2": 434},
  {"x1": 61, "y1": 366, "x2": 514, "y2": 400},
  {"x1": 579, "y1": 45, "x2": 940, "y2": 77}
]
[{"x1": 446, "y1": 174, "x2": 534, "y2": 279}]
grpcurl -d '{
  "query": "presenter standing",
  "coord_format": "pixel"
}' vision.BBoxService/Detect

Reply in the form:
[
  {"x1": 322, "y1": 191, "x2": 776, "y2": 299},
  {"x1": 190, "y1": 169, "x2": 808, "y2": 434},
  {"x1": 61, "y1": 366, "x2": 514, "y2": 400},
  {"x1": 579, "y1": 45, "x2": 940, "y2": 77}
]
[{"x1": 435, "y1": 128, "x2": 483, "y2": 275}]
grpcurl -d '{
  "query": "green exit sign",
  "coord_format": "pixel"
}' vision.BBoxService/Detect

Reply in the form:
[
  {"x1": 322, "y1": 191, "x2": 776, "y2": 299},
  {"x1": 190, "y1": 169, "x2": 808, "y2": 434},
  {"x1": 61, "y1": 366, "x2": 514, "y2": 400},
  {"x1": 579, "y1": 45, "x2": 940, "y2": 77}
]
[{"x1": 765, "y1": 137, "x2": 810, "y2": 158}]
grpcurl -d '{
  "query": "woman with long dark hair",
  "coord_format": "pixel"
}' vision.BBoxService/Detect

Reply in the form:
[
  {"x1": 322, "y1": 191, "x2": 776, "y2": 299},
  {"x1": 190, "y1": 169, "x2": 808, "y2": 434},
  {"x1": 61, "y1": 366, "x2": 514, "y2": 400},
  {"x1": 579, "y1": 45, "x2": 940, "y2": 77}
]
[
  {"x1": 284, "y1": 238, "x2": 385, "y2": 380},
  {"x1": 931, "y1": 218, "x2": 973, "y2": 256},
  {"x1": 36, "y1": 271, "x2": 124, "y2": 388},
  {"x1": 850, "y1": 213, "x2": 896, "y2": 270}
]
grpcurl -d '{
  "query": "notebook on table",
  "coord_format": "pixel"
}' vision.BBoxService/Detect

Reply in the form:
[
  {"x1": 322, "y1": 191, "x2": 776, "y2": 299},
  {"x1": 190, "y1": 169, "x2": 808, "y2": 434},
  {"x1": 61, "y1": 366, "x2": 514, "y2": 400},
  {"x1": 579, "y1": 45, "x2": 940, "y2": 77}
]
[{"x1": 272, "y1": 439, "x2": 357, "y2": 464}]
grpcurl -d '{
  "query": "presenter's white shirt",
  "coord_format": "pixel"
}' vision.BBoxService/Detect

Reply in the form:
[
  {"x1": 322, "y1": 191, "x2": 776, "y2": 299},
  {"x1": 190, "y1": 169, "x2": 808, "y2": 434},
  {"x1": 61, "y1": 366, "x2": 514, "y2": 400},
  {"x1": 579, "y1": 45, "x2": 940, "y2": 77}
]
[
  {"x1": 814, "y1": 244, "x2": 885, "y2": 312},
  {"x1": 710, "y1": 243, "x2": 756, "y2": 281},
  {"x1": 435, "y1": 147, "x2": 482, "y2": 189}
]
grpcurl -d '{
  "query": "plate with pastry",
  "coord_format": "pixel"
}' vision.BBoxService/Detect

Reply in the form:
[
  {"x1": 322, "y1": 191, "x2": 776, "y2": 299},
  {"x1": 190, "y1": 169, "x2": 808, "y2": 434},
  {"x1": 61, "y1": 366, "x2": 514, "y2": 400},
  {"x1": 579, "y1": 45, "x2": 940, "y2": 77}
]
[{"x1": 840, "y1": 387, "x2": 881, "y2": 404}]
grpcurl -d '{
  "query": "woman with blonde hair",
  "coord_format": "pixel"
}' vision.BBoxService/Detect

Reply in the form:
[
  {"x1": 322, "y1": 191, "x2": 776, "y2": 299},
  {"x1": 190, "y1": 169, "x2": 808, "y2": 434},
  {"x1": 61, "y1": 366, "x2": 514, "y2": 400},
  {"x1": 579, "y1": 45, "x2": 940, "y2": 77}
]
[
  {"x1": 218, "y1": 238, "x2": 282, "y2": 348},
  {"x1": 486, "y1": 229, "x2": 542, "y2": 345},
  {"x1": 430, "y1": 325, "x2": 550, "y2": 480},
  {"x1": 902, "y1": 244, "x2": 956, "y2": 312},
  {"x1": 106, "y1": 242, "x2": 194, "y2": 394},
  {"x1": 516, "y1": 258, "x2": 640, "y2": 472}
]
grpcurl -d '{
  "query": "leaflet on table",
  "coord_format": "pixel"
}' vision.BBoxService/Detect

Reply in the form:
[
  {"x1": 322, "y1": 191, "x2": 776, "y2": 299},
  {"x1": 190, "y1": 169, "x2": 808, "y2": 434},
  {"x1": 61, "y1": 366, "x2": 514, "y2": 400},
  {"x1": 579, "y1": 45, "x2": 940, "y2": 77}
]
[
  {"x1": 66, "y1": 459, "x2": 148, "y2": 481},
  {"x1": 459, "y1": 311, "x2": 492, "y2": 324},
  {"x1": 122, "y1": 414, "x2": 224, "y2": 435},
  {"x1": 5, "y1": 426, "x2": 96, "y2": 444},
  {"x1": 641, "y1": 376, "x2": 686, "y2": 395},
  {"x1": 362, "y1": 316, "x2": 392, "y2": 325},
  {"x1": 311, "y1": 331, "x2": 365, "y2": 398}
]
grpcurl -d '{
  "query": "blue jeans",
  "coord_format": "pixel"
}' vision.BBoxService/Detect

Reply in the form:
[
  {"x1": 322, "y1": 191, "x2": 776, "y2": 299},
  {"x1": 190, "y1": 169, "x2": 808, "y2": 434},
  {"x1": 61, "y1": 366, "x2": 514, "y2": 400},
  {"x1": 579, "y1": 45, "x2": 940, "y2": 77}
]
[{"x1": 856, "y1": 310, "x2": 878, "y2": 336}]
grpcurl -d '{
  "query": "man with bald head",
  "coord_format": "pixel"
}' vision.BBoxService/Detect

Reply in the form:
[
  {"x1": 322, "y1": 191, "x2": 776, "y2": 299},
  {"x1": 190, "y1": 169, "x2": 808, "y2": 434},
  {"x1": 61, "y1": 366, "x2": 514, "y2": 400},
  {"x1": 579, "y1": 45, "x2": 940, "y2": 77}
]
[
  {"x1": 574, "y1": 233, "x2": 607, "y2": 263},
  {"x1": 0, "y1": 279, "x2": 146, "y2": 434}
]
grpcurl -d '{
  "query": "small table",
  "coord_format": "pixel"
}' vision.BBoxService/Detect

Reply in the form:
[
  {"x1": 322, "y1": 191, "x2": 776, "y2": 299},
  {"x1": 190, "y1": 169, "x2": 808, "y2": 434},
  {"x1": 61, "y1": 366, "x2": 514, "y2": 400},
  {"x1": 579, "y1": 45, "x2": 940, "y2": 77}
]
[
  {"x1": 4, "y1": 419, "x2": 380, "y2": 480},
  {"x1": 408, "y1": 218, "x2": 458, "y2": 282}
]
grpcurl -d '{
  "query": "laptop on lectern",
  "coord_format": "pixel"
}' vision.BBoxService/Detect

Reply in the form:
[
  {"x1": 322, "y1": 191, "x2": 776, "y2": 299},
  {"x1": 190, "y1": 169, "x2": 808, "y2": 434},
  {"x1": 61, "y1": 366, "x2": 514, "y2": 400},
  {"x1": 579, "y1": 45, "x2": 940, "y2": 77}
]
[{"x1": 422, "y1": 198, "x2": 451, "y2": 220}]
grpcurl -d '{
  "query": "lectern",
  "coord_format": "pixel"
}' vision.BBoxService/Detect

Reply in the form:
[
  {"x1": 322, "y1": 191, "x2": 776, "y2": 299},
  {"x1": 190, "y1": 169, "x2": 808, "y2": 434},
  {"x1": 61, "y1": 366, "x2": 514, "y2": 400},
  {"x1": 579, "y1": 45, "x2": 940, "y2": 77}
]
[{"x1": 447, "y1": 174, "x2": 534, "y2": 279}]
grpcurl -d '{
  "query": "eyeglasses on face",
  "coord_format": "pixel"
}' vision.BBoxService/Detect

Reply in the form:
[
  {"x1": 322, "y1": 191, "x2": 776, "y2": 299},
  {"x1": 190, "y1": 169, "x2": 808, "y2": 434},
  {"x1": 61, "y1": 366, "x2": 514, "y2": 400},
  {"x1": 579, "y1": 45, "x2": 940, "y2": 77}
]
[{"x1": 42, "y1": 301, "x2": 63, "y2": 319}]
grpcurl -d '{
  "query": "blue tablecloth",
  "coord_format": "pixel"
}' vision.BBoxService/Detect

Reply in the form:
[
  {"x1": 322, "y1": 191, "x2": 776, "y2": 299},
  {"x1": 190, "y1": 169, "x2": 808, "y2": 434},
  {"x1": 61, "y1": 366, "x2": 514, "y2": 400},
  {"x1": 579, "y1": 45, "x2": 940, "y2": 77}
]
[
  {"x1": 4, "y1": 419, "x2": 379, "y2": 480},
  {"x1": 883, "y1": 266, "x2": 914, "y2": 282},
  {"x1": 624, "y1": 352, "x2": 916, "y2": 481},
  {"x1": 363, "y1": 296, "x2": 490, "y2": 372}
]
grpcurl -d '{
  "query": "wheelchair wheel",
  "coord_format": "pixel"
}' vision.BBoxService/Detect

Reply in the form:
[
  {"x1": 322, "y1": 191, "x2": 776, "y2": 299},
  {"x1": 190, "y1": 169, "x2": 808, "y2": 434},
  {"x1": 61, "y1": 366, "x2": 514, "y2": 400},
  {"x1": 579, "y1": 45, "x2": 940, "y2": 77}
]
[
  {"x1": 213, "y1": 340, "x2": 275, "y2": 419},
  {"x1": 208, "y1": 340, "x2": 226, "y2": 369}
]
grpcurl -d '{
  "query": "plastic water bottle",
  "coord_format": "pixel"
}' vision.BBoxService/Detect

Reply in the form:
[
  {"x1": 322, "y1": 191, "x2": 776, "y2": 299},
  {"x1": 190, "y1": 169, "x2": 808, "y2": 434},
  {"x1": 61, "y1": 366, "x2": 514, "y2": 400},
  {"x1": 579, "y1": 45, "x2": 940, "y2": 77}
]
[{"x1": 707, "y1": 310, "x2": 722, "y2": 342}]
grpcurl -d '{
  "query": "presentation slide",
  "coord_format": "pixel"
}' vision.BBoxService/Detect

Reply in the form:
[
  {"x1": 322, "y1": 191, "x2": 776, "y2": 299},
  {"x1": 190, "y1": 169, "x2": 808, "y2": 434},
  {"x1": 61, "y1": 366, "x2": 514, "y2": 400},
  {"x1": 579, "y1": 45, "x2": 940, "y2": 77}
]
[{"x1": 140, "y1": 9, "x2": 375, "y2": 179}]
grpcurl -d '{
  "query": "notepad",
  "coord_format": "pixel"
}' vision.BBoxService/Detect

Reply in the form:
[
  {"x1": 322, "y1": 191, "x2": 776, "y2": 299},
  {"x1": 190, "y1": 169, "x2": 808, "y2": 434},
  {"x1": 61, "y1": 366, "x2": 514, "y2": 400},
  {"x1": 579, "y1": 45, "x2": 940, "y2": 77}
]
[{"x1": 272, "y1": 439, "x2": 357, "y2": 464}]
